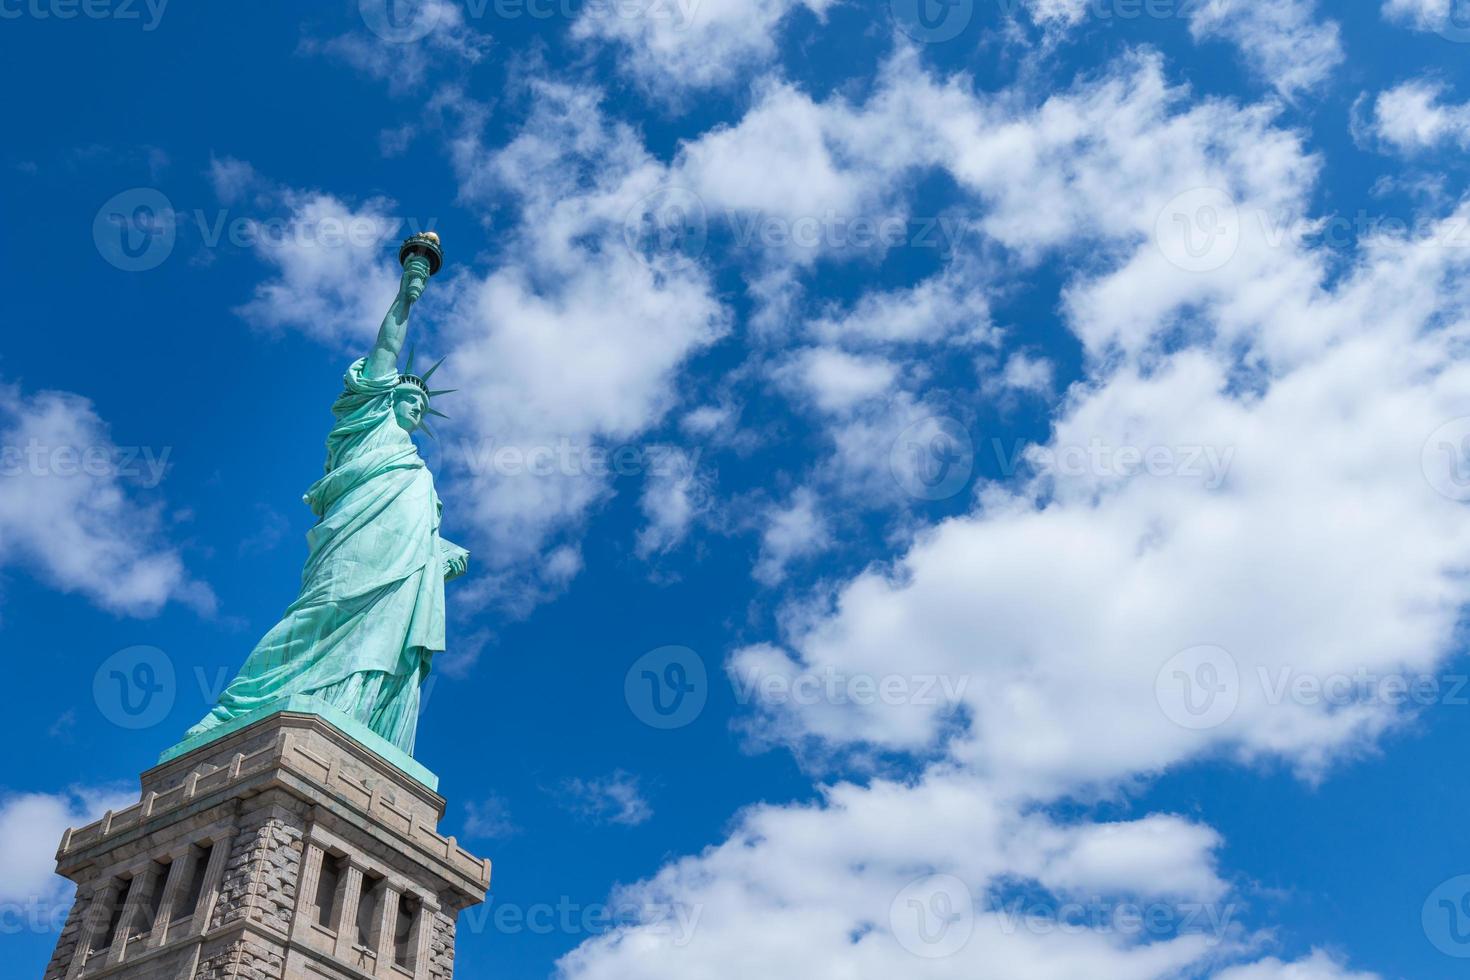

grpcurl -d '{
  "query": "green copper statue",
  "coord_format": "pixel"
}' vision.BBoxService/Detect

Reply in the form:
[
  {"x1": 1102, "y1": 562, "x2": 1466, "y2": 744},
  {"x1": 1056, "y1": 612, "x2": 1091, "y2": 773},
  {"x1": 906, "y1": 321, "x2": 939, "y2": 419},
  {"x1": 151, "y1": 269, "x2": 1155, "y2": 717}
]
[{"x1": 184, "y1": 233, "x2": 466, "y2": 757}]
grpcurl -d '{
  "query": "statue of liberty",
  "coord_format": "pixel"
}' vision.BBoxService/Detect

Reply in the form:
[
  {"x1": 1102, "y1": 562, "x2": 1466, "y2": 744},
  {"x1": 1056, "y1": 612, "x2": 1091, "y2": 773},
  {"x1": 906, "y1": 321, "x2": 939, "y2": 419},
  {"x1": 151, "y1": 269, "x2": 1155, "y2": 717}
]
[{"x1": 184, "y1": 234, "x2": 466, "y2": 757}]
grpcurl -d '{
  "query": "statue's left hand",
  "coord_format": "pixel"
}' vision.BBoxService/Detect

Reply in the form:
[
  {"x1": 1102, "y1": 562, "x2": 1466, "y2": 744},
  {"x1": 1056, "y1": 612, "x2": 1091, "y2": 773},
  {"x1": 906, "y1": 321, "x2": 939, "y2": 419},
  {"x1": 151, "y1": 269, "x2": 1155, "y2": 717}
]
[{"x1": 442, "y1": 541, "x2": 470, "y2": 582}]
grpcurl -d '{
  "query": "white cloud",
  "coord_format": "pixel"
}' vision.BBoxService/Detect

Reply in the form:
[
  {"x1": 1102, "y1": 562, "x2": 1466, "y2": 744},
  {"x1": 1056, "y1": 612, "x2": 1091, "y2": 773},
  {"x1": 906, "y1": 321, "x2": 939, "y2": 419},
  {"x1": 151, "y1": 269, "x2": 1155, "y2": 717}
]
[
  {"x1": 0, "y1": 385, "x2": 212, "y2": 617},
  {"x1": 555, "y1": 45, "x2": 1461, "y2": 980},
  {"x1": 233, "y1": 191, "x2": 406, "y2": 348},
  {"x1": 1022, "y1": 0, "x2": 1092, "y2": 30},
  {"x1": 752, "y1": 488, "x2": 829, "y2": 586},
  {"x1": 817, "y1": 391, "x2": 959, "y2": 506},
  {"x1": 1214, "y1": 951, "x2": 1381, "y2": 980},
  {"x1": 558, "y1": 771, "x2": 653, "y2": 827},
  {"x1": 777, "y1": 347, "x2": 898, "y2": 414},
  {"x1": 233, "y1": 80, "x2": 730, "y2": 609},
  {"x1": 682, "y1": 403, "x2": 736, "y2": 437},
  {"x1": 1368, "y1": 78, "x2": 1470, "y2": 153},
  {"x1": 1188, "y1": 0, "x2": 1343, "y2": 97},
  {"x1": 677, "y1": 85, "x2": 891, "y2": 267},
  {"x1": 995, "y1": 352, "x2": 1055, "y2": 396},
  {"x1": 734, "y1": 247, "x2": 1470, "y2": 787},
  {"x1": 206, "y1": 155, "x2": 259, "y2": 206},
  {"x1": 0, "y1": 787, "x2": 134, "y2": 905},
  {"x1": 671, "y1": 47, "x2": 1319, "y2": 359},
  {"x1": 300, "y1": 0, "x2": 491, "y2": 94},
  {"x1": 806, "y1": 268, "x2": 995, "y2": 348},
  {"x1": 669, "y1": 52, "x2": 984, "y2": 271},
  {"x1": 637, "y1": 458, "x2": 710, "y2": 557},
  {"x1": 1383, "y1": 0, "x2": 1467, "y2": 37},
  {"x1": 437, "y1": 81, "x2": 729, "y2": 602},
  {"x1": 572, "y1": 0, "x2": 834, "y2": 95},
  {"x1": 234, "y1": 39, "x2": 1453, "y2": 979},
  {"x1": 558, "y1": 771, "x2": 1245, "y2": 979},
  {"x1": 463, "y1": 793, "x2": 518, "y2": 839},
  {"x1": 1018, "y1": 0, "x2": 1342, "y2": 97}
]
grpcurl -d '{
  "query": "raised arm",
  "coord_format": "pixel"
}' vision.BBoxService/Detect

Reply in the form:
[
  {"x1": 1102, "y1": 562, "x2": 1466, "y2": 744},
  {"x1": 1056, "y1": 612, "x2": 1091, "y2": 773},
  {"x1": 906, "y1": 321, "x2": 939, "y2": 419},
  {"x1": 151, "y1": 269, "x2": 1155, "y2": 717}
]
[{"x1": 365, "y1": 254, "x2": 431, "y2": 379}]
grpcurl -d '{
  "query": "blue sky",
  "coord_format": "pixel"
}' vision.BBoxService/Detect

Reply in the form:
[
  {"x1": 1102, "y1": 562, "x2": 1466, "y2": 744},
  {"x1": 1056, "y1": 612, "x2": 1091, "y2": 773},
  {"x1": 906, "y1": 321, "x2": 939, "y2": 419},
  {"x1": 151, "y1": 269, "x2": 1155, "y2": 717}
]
[{"x1": 6, "y1": 0, "x2": 1470, "y2": 977}]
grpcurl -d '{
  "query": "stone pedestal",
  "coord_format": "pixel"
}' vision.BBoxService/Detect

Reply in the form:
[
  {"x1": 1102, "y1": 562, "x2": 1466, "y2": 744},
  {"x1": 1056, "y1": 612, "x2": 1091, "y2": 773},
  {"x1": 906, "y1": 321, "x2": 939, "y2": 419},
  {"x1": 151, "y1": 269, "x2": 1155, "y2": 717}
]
[{"x1": 43, "y1": 711, "x2": 490, "y2": 980}]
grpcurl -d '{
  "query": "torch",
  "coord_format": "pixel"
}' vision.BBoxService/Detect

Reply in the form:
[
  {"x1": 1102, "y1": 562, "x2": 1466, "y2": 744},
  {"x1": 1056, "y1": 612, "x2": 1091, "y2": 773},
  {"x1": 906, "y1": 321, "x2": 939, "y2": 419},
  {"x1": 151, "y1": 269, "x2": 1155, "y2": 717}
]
[{"x1": 398, "y1": 231, "x2": 443, "y2": 304}]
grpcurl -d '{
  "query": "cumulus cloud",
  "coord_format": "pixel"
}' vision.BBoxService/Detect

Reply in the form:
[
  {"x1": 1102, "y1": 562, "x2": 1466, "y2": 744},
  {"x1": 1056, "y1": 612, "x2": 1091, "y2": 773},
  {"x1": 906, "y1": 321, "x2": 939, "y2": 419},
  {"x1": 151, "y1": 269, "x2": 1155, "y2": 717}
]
[
  {"x1": 557, "y1": 772, "x2": 1244, "y2": 979},
  {"x1": 636, "y1": 453, "x2": 711, "y2": 558},
  {"x1": 1214, "y1": 951, "x2": 1381, "y2": 980},
  {"x1": 670, "y1": 56, "x2": 975, "y2": 273},
  {"x1": 728, "y1": 63, "x2": 1470, "y2": 792},
  {"x1": 806, "y1": 269, "x2": 995, "y2": 348},
  {"x1": 239, "y1": 28, "x2": 1442, "y2": 979},
  {"x1": 232, "y1": 191, "x2": 408, "y2": 348},
  {"x1": 0, "y1": 384, "x2": 212, "y2": 617},
  {"x1": 229, "y1": 79, "x2": 730, "y2": 609},
  {"x1": 1383, "y1": 0, "x2": 1469, "y2": 37},
  {"x1": 0, "y1": 786, "x2": 134, "y2": 906},
  {"x1": 1188, "y1": 0, "x2": 1343, "y2": 97},
  {"x1": 552, "y1": 47, "x2": 1456, "y2": 980},
  {"x1": 776, "y1": 348, "x2": 899, "y2": 414},
  {"x1": 1018, "y1": 0, "x2": 1341, "y2": 97},
  {"x1": 1367, "y1": 78, "x2": 1470, "y2": 153},
  {"x1": 1021, "y1": 0, "x2": 1093, "y2": 30},
  {"x1": 997, "y1": 352, "x2": 1055, "y2": 395},
  {"x1": 572, "y1": 0, "x2": 834, "y2": 95},
  {"x1": 437, "y1": 80, "x2": 730, "y2": 602},
  {"x1": 752, "y1": 487, "x2": 829, "y2": 586}
]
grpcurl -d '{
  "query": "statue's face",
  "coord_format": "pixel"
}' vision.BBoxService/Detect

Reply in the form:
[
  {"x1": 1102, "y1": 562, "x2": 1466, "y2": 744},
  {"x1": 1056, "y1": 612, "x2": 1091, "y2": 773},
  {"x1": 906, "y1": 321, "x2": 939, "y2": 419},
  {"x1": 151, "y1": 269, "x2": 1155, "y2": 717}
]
[{"x1": 393, "y1": 389, "x2": 426, "y2": 433}]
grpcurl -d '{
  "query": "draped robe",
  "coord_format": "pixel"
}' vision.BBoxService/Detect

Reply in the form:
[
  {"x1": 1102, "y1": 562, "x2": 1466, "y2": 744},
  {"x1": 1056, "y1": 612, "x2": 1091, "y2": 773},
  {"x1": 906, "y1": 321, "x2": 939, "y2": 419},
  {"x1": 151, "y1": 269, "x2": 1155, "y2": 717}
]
[{"x1": 186, "y1": 358, "x2": 452, "y2": 754}]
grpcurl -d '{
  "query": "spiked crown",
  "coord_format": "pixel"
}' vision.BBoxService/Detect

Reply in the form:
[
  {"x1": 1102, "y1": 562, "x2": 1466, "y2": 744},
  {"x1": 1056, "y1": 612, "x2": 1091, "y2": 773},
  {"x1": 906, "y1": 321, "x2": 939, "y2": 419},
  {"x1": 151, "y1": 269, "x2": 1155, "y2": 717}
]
[{"x1": 396, "y1": 343, "x2": 455, "y2": 437}]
